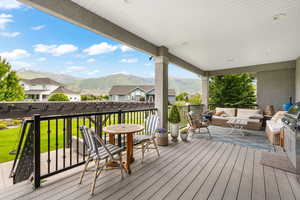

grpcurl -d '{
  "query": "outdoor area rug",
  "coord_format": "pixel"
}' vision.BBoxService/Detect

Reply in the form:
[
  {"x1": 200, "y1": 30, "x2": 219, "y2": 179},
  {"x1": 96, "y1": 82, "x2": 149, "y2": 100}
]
[
  {"x1": 192, "y1": 125, "x2": 275, "y2": 152},
  {"x1": 260, "y1": 151, "x2": 298, "y2": 174}
]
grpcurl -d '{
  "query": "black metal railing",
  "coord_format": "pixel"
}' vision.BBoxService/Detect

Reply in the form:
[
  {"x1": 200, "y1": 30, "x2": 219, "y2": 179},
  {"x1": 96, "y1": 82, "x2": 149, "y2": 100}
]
[
  {"x1": 12, "y1": 108, "x2": 157, "y2": 188},
  {"x1": 208, "y1": 104, "x2": 259, "y2": 110}
]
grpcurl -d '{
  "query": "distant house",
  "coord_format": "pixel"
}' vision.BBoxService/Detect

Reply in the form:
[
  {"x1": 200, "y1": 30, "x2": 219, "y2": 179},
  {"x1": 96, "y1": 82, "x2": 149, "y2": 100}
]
[
  {"x1": 21, "y1": 78, "x2": 81, "y2": 101},
  {"x1": 109, "y1": 85, "x2": 176, "y2": 104}
]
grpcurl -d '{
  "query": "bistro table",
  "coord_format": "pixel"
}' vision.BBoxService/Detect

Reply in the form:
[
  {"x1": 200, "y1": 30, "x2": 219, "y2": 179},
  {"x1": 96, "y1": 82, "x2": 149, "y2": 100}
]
[{"x1": 103, "y1": 124, "x2": 144, "y2": 174}]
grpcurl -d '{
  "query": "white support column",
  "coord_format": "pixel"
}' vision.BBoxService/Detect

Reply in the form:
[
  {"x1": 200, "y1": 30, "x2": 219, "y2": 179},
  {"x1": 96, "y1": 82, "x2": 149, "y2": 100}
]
[
  {"x1": 201, "y1": 76, "x2": 209, "y2": 111},
  {"x1": 155, "y1": 46, "x2": 169, "y2": 129},
  {"x1": 39, "y1": 94, "x2": 43, "y2": 102},
  {"x1": 296, "y1": 57, "x2": 300, "y2": 102}
]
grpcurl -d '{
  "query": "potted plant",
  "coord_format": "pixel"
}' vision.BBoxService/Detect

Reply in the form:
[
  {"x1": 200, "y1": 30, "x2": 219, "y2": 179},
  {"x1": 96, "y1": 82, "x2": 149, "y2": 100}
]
[
  {"x1": 168, "y1": 105, "x2": 181, "y2": 142},
  {"x1": 180, "y1": 127, "x2": 189, "y2": 142},
  {"x1": 156, "y1": 128, "x2": 168, "y2": 146}
]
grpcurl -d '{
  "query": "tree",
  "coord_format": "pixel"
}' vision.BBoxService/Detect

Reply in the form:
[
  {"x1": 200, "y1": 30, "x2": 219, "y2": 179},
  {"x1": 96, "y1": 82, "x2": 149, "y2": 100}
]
[
  {"x1": 48, "y1": 93, "x2": 70, "y2": 101},
  {"x1": 209, "y1": 73, "x2": 256, "y2": 107},
  {"x1": 176, "y1": 92, "x2": 189, "y2": 102},
  {"x1": 0, "y1": 57, "x2": 25, "y2": 101},
  {"x1": 188, "y1": 93, "x2": 202, "y2": 105}
]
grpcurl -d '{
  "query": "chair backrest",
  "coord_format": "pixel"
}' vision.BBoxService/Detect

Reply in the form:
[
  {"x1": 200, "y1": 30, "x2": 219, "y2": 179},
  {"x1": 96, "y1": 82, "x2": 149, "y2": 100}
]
[
  {"x1": 145, "y1": 114, "x2": 159, "y2": 135},
  {"x1": 80, "y1": 125, "x2": 114, "y2": 159},
  {"x1": 187, "y1": 111, "x2": 204, "y2": 129}
]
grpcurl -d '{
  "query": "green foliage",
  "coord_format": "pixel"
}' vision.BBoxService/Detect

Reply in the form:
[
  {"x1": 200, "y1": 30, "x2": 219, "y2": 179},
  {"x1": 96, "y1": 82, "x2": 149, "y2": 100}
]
[
  {"x1": 168, "y1": 105, "x2": 181, "y2": 124},
  {"x1": 180, "y1": 127, "x2": 189, "y2": 134},
  {"x1": 48, "y1": 93, "x2": 70, "y2": 101},
  {"x1": 188, "y1": 93, "x2": 202, "y2": 105},
  {"x1": 13, "y1": 120, "x2": 21, "y2": 125},
  {"x1": 176, "y1": 92, "x2": 189, "y2": 102},
  {"x1": 81, "y1": 94, "x2": 109, "y2": 101},
  {"x1": 209, "y1": 73, "x2": 256, "y2": 107},
  {"x1": 0, "y1": 57, "x2": 25, "y2": 101},
  {"x1": 0, "y1": 123, "x2": 7, "y2": 130}
]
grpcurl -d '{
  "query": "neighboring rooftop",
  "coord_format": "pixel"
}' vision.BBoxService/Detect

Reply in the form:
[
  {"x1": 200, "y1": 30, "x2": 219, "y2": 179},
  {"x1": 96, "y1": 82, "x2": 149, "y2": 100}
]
[
  {"x1": 51, "y1": 86, "x2": 79, "y2": 94},
  {"x1": 21, "y1": 78, "x2": 62, "y2": 86},
  {"x1": 109, "y1": 85, "x2": 176, "y2": 96}
]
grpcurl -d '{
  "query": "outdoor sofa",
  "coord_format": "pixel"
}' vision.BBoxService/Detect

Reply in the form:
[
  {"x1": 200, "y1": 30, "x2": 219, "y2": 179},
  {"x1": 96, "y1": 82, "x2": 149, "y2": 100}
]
[{"x1": 211, "y1": 107, "x2": 263, "y2": 131}]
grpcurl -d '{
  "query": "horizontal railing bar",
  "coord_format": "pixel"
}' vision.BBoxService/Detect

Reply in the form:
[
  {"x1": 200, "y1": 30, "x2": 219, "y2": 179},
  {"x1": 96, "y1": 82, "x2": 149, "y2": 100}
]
[
  {"x1": 38, "y1": 108, "x2": 157, "y2": 121},
  {"x1": 40, "y1": 161, "x2": 85, "y2": 179}
]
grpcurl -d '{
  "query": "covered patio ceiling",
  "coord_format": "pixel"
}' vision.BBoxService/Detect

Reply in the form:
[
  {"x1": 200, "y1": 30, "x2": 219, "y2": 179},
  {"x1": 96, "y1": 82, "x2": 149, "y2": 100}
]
[
  {"x1": 70, "y1": 0, "x2": 300, "y2": 71},
  {"x1": 19, "y1": 0, "x2": 300, "y2": 75}
]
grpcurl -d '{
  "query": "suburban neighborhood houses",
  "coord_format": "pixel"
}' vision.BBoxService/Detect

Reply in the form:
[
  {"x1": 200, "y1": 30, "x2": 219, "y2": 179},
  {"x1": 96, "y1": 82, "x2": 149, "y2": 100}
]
[
  {"x1": 21, "y1": 78, "x2": 81, "y2": 101},
  {"x1": 109, "y1": 85, "x2": 176, "y2": 104}
]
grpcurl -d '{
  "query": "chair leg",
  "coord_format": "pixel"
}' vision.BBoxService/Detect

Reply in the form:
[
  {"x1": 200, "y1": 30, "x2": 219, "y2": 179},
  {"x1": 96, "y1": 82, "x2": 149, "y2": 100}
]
[
  {"x1": 119, "y1": 152, "x2": 124, "y2": 179},
  {"x1": 207, "y1": 127, "x2": 212, "y2": 139},
  {"x1": 91, "y1": 160, "x2": 101, "y2": 195},
  {"x1": 152, "y1": 139, "x2": 160, "y2": 157},
  {"x1": 141, "y1": 143, "x2": 145, "y2": 164},
  {"x1": 79, "y1": 159, "x2": 90, "y2": 184}
]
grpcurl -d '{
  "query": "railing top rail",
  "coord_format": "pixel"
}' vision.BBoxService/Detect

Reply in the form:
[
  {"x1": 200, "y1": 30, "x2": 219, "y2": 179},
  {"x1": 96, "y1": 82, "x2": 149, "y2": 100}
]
[{"x1": 38, "y1": 108, "x2": 157, "y2": 121}]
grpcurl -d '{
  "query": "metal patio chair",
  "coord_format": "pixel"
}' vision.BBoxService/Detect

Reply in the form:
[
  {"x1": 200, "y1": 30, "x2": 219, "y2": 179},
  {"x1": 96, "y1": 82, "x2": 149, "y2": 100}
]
[
  {"x1": 79, "y1": 125, "x2": 125, "y2": 195},
  {"x1": 134, "y1": 114, "x2": 160, "y2": 163},
  {"x1": 187, "y1": 111, "x2": 212, "y2": 139}
]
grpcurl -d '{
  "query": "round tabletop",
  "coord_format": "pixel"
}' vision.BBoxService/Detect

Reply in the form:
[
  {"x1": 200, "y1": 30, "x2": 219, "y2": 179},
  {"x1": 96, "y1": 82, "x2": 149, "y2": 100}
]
[{"x1": 103, "y1": 124, "x2": 144, "y2": 134}]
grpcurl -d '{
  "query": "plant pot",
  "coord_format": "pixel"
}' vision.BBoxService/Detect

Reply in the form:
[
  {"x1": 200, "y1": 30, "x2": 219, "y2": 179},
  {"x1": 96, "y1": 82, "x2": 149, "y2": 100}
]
[
  {"x1": 157, "y1": 133, "x2": 169, "y2": 146},
  {"x1": 180, "y1": 133, "x2": 188, "y2": 142},
  {"x1": 170, "y1": 123, "x2": 179, "y2": 142}
]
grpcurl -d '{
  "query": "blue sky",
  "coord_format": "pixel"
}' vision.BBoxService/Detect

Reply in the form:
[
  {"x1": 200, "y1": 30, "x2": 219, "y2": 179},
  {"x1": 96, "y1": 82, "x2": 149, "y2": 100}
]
[{"x1": 0, "y1": 0, "x2": 199, "y2": 79}]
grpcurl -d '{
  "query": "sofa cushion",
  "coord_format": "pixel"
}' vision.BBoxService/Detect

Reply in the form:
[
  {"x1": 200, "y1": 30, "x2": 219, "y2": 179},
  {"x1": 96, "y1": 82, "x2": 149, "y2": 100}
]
[
  {"x1": 266, "y1": 120, "x2": 283, "y2": 133},
  {"x1": 215, "y1": 111, "x2": 225, "y2": 116},
  {"x1": 215, "y1": 107, "x2": 236, "y2": 117},
  {"x1": 236, "y1": 108, "x2": 260, "y2": 119}
]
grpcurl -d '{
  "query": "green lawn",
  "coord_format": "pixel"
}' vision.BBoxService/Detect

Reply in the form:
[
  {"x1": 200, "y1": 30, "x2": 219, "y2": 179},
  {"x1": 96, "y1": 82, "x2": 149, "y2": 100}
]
[{"x1": 0, "y1": 113, "x2": 146, "y2": 163}]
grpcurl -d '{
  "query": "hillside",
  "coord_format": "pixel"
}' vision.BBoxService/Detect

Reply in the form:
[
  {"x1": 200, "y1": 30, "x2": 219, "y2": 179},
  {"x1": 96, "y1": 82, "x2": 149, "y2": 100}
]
[
  {"x1": 17, "y1": 69, "x2": 80, "y2": 84},
  {"x1": 16, "y1": 69, "x2": 201, "y2": 94},
  {"x1": 67, "y1": 74, "x2": 201, "y2": 94}
]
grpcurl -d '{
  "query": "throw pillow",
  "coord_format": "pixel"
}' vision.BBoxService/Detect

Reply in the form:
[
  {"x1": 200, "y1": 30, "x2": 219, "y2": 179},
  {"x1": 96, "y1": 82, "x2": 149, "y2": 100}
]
[{"x1": 215, "y1": 111, "x2": 225, "y2": 116}]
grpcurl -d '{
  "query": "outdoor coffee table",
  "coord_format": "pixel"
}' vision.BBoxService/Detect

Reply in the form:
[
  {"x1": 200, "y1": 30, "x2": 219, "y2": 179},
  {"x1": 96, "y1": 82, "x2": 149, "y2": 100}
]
[
  {"x1": 103, "y1": 124, "x2": 144, "y2": 174},
  {"x1": 227, "y1": 118, "x2": 248, "y2": 136}
]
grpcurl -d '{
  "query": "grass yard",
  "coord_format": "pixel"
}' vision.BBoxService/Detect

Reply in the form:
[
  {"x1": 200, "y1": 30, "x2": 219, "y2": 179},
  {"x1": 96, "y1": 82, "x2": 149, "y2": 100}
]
[{"x1": 0, "y1": 112, "x2": 146, "y2": 163}]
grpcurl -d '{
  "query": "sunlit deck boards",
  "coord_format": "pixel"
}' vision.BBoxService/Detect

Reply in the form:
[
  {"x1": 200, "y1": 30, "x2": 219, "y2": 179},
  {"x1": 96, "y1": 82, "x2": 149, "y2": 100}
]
[{"x1": 0, "y1": 139, "x2": 299, "y2": 200}]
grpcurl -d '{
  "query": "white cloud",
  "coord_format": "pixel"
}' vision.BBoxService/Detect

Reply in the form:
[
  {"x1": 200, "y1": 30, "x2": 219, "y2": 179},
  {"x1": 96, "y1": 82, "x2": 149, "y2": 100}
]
[
  {"x1": 0, "y1": 1, "x2": 22, "y2": 10},
  {"x1": 144, "y1": 63, "x2": 152, "y2": 66},
  {"x1": 10, "y1": 61, "x2": 32, "y2": 69},
  {"x1": 67, "y1": 66, "x2": 85, "y2": 70},
  {"x1": 36, "y1": 57, "x2": 46, "y2": 62},
  {"x1": 65, "y1": 61, "x2": 73, "y2": 65},
  {"x1": 86, "y1": 70, "x2": 100, "y2": 75},
  {"x1": 32, "y1": 25, "x2": 45, "y2": 31},
  {"x1": 121, "y1": 58, "x2": 138, "y2": 63},
  {"x1": 87, "y1": 58, "x2": 96, "y2": 63},
  {"x1": 0, "y1": 31, "x2": 20, "y2": 37},
  {"x1": 0, "y1": 13, "x2": 13, "y2": 29},
  {"x1": 120, "y1": 45, "x2": 133, "y2": 52},
  {"x1": 34, "y1": 44, "x2": 78, "y2": 56},
  {"x1": 111, "y1": 71, "x2": 129, "y2": 75},
  {"x1": 0, "y1": 49, "x2": 30, "y2": 60},
  {"x1": 83, "y1": 42, "x2": 118, "y2": 55}
]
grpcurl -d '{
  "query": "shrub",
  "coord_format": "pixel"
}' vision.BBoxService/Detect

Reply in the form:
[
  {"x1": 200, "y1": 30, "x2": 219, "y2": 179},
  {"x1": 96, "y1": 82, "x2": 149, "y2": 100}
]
[
  {"x1": 0, "y1": 123, "x2": 7, "y2": 130},
  {"x1": 13, "y1": 120, "x2": 21, "y2": 125},
  {"x1": 168, "y1": 105, "x2": 181, "y2": 124},
  {"x1": 48, "y1": 93, "x2": 70, "y2": 101}
]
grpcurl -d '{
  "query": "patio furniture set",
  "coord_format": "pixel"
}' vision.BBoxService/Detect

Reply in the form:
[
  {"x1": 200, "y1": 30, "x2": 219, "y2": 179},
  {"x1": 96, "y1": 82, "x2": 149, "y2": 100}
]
[{"x1": 79, "y1": 115, "x2": 160, "y2": 195}]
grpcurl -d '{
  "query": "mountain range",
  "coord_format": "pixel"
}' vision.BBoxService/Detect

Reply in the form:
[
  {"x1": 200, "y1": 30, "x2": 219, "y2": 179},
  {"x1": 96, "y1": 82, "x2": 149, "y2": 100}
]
[{"x1": 16, "y1": 69, "x2": 201, "y2": 95}]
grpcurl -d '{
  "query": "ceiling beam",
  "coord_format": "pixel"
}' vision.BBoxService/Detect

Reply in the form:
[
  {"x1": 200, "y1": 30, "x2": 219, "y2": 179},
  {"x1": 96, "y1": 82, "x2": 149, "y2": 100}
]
[
  {"x1": 168, "y1": 53, "x2": 205, "y2": 76},
  {"x1": 18, "y1": 0, "x2": 206, "y2": 76},
  {"x1": 208, "y1": 60, "x2": 296, "y2": 76}
]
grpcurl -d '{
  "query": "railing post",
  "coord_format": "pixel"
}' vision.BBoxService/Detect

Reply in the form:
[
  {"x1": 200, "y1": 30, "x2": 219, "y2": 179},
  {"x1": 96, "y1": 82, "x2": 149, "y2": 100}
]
[
  {"x1": 33, "y1": 114, "x2": 41, "y2": 189},
  {"x1": 117, "y1": 109, "x2": 122, "y2": 147}
]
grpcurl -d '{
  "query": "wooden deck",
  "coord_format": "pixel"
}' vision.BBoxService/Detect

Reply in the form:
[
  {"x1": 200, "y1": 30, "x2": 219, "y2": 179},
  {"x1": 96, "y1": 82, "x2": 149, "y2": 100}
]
[{"x1": 0, "y1": 139, "x2": 299, "y2": 200}]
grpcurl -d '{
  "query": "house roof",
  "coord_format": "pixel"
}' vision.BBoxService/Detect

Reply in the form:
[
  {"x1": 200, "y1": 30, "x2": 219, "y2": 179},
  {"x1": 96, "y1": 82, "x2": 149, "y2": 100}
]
[
  {"x1": 22, "y1": 78, "x2": 62, "y2": 86},
  {"x1": 109, "y1": 85, "x2": 176, "y2": 96},
  {"x1": 51, "y1": 86, "x2": 79, "y2": 94}
]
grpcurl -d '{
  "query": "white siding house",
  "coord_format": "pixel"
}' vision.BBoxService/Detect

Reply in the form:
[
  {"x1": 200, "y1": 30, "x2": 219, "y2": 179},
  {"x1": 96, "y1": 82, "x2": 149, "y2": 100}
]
[
  {"x1": 21, "y1": 78, "x2": 81, "y2": 102},
  {"x1": 109, "y1": 85, "x2": 176, "y2": 104}
]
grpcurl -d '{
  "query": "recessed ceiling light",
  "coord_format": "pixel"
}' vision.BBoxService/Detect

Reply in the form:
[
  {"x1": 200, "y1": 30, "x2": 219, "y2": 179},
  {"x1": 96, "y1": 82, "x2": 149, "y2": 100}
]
[
  {"x1": 123, "y1": 0, "x2": 130, "y2": 4},
  {"x1": 273, "y1": 13, "x2": 287, "y2": 21}
]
